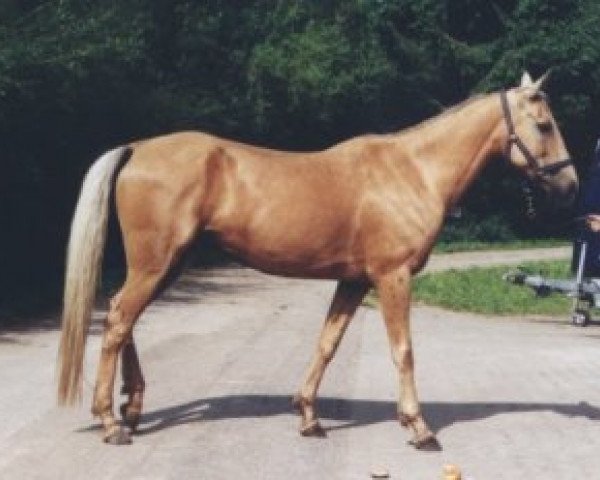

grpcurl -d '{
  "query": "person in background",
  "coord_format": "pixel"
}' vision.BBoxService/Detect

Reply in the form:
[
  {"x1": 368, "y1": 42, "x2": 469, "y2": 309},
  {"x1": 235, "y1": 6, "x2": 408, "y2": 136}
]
[{"x1": 586, "y1": 213, "x2": 600, "y2": 231}]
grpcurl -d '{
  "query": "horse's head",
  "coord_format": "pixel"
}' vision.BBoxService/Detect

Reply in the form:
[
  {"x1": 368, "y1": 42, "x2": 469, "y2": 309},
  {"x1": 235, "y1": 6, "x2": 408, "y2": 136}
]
[{"x1": 502, "y1": 72, "x2": 578, "y2": 208}]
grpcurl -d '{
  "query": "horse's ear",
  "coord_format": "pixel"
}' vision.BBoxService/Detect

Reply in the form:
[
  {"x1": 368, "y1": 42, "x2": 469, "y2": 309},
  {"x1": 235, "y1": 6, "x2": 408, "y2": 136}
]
[
  {"x1": 532, "y1": 71, "x2": 550, "y2": 92},
  {"x1": 520, "y1": 71, "x2": 534, "y2": 87}
]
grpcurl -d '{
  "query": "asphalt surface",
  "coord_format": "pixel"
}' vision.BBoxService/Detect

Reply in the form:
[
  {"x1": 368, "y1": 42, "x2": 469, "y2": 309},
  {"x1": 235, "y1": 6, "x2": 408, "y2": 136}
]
[{"x1": 1, "y1": 247, "x2": 599, "y2": 480}]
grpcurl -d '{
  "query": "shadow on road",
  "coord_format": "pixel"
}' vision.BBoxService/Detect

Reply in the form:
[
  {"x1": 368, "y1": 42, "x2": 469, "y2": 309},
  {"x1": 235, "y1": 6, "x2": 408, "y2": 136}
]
[
  {"x1": 131, "y1": 395, "x2": 600, "y2": 438},
  {"x1": 155, "y1": 269, "x2": 276, "y2": 305},
  {"x1": 0, "y1": 313, "x2": 60, "y2": 334},
  {"x1": 0, "y1": 266, "x2": 265, "y2": 333}
]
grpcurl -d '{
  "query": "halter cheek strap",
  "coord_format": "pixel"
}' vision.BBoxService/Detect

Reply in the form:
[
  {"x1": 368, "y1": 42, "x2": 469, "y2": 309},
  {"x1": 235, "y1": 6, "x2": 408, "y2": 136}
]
[{"x1": 500, "y1": 90, "x2": 573, "y2": 176}]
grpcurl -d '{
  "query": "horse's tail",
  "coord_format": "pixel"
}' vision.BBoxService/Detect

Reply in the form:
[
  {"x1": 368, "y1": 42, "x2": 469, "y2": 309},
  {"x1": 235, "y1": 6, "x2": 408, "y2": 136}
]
[{"x1": 57, "y1": 146, "x2": 130, "y2": 405}]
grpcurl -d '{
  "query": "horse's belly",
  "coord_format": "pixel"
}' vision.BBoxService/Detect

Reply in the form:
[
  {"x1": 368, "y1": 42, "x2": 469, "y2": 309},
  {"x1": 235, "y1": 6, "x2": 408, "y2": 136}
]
[
  {"x1": 204, "y1": 171, "x2": 366, "y2": 278},
  {"x1": 241, "y1": 254, "x2": 364, "y2": 280},
  {"x1": 208, "y1": 227, "x2": 365, "y2": 280}
]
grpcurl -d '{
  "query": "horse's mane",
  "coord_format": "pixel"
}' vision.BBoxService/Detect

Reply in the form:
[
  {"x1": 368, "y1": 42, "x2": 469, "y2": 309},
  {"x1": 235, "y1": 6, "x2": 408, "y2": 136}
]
[
  {"x1": 330, "y1": 92, "x2": 492, "y2": 151},
  {"x1": 395, "y1": 93, "x2": 489, "y2": 138}
]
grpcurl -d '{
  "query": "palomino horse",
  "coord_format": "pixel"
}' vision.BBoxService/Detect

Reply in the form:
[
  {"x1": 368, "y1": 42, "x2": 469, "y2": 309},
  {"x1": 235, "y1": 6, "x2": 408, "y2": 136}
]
[{"x1": 58, "y1": 73, "x2": 578, "y2": 448}]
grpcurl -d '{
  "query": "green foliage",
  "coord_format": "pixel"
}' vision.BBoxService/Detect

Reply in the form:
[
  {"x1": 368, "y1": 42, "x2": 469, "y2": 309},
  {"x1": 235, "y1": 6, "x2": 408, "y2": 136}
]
[
  {"x1": 247, "y1": 7, "x2": 399, "y2": 145},
  {"x1": 412, "y1": 260, "x2": 572, "y2": 315},
  {"x1": 1, "y1": 0, "x2": 599, "y2": 312},
  {"x1": 433, "y1": 238, "x2": 568, "y2": 254},
  {"x1": 440, "y1": 213, "x2": 519, "y2": 244}
]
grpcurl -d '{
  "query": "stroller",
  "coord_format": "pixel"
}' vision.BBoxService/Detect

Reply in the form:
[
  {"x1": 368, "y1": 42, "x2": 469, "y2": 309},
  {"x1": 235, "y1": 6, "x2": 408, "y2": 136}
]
[{"x1": 504, "y1": 140, "x2": 600, "y2": 326}]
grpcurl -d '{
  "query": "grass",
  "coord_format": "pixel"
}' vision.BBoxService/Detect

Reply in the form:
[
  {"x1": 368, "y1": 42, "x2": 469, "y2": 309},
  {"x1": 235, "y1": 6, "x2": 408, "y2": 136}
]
[
  {"x1": 433, "y1": 238, "x2": 568, "y2": 253},
  {"x1": 366, "y1": 259, "x2": 573, "y2": 316}
]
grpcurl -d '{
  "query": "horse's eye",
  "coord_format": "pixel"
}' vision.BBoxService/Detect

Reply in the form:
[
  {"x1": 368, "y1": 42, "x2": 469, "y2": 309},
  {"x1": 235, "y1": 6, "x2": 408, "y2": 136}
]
[{"x1": 529, "y1": 91, "x2": 548, "y2": 102}]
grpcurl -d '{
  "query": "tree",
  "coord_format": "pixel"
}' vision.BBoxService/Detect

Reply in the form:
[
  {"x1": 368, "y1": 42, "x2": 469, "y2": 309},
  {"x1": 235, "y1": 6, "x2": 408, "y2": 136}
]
[{"x1": 1, "y1": 0, "x2": 599, "y2": 314}]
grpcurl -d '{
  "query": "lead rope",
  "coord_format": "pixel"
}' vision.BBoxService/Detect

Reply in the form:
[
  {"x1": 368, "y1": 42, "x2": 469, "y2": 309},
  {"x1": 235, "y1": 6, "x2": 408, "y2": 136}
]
[{"x1": 521, "y1": 180, "x2": 537, "y2": 220}]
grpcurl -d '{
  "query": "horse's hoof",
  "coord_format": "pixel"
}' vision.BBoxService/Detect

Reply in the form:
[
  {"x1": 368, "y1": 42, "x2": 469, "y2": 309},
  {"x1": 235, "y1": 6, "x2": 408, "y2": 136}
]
[
  {"x1": 103, "y1": 427, "x2": 132, "y2": 445},
  {"x1": 119, "y1": 403, "x2": 140, "y2": 432},
  {"x1": 408, "y1": 433, "x2": 441, "y2": 451},
  {"x1": 300, "y1": 420, "x2": 326, "y2": 438}
]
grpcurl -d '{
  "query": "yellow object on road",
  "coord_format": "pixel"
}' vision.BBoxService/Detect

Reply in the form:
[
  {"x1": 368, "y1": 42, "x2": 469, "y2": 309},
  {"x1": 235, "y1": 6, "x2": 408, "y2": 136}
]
[{"x1": 443, "y1": 463, "x2": 462, "y2": 480}]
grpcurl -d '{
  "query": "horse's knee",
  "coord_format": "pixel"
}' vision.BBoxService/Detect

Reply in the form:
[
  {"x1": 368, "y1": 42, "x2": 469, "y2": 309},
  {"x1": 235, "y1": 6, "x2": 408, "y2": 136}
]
[{"x1": 391, "y1": 343, "x2": 413, "y2": 372}]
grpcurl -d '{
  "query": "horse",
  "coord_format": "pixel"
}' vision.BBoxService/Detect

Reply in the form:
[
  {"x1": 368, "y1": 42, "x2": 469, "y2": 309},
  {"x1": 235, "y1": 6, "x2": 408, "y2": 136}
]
[{"x1": 58, "y1": 72, "x2": 578, "y2": 448}]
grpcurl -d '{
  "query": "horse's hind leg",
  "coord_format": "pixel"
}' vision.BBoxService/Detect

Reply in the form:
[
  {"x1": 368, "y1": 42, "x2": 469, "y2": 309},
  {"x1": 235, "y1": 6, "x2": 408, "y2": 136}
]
[
  {"x1": 104, "y1": 289, "x2": 146, "y2": 432},
  {"x1": 92, "y1": 270, "x2": 167, "y2": 444},
  {"x1": 293, "y1": 281, "x2": 368, "y2": 436},
  {"x1": 120, "y1": 333, "x2": 145, "y2": 432}
]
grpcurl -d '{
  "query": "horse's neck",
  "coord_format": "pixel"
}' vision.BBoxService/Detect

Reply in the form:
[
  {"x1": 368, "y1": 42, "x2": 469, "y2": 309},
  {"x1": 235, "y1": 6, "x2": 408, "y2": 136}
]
[{"x1": 400, "y1": 94, "x2": 505, "y2": 209}]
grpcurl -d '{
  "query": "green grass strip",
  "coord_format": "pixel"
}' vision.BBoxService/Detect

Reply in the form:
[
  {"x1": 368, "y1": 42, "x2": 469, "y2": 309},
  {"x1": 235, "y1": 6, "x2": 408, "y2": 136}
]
[
  {"x1": 366, "y1": 260, "x2": 573, "y2": 316},
  {"x1": 433, "y1": 238, "x2": 568, "y2": 253}
]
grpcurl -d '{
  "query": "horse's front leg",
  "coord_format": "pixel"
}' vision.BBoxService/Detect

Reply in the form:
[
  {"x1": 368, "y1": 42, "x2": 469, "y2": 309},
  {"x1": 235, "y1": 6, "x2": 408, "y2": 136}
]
[
  {"x1": 293, "y1": 281, "x2": 368, "y2": 436},
  {"x1": 120, "y1": 334, "x2": 145, "y2": 433},
  {"x1": 375, "y1": 266, "x2": 439, "y2": 450}
]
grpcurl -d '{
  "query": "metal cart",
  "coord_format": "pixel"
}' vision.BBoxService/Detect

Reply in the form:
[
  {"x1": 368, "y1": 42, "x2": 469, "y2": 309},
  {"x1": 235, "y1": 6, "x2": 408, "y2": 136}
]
[{"x1": 504, "y1": 140, "x2": 600, "y2": 326}]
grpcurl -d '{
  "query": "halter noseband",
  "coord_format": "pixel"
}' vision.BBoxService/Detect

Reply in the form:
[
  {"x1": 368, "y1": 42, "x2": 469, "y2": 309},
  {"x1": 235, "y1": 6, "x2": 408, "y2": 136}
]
[{"x1": 500, "y1": 90, "x2": 573, "y2": 176}]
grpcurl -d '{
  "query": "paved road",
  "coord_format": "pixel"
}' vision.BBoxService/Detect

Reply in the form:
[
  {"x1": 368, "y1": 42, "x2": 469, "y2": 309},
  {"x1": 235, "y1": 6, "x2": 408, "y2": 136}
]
[
  {"x1": 424, "y1": 246, "x2": 571, "y2": 272},
  {"x1": 1, "y1": 247, "x2": 599, "y2": 480}
]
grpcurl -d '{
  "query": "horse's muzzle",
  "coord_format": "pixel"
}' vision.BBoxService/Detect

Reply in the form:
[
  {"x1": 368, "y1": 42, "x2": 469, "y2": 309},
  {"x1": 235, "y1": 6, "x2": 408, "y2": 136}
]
[{"x1": 549, "y1": 178, "x2": 579, "y2": 209}]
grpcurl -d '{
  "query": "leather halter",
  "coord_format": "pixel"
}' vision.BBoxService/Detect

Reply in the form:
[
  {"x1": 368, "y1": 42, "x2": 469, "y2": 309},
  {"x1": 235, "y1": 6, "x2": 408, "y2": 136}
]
[{"x1": 500, "y1": 90, "x2": 573, "y2": 176}]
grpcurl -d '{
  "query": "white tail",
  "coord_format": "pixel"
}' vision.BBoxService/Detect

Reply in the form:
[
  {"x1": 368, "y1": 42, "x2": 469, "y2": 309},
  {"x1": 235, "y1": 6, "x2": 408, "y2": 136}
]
[{"x1": 57, "y1": 147, "x2": 129, "y2": 405}]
